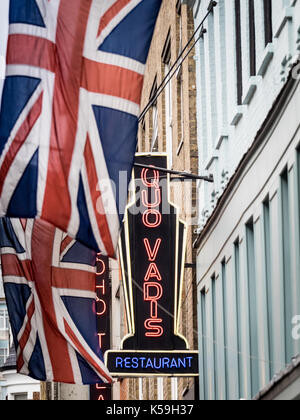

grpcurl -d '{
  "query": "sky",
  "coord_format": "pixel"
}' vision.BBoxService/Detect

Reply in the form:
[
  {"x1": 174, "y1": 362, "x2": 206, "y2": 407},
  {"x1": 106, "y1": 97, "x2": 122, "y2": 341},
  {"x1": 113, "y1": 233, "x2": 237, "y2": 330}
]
[{"x1": 0, "y1": 0, "x2": 9, "y2": 103}]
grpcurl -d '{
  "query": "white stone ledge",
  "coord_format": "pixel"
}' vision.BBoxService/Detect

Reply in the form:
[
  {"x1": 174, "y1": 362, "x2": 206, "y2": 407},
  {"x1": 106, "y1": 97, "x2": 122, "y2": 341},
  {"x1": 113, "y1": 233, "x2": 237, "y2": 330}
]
[
  {"x1": 242, "y1": 76, "x2": 262, "y2": 105},
  {"x1": 257, "y1": 43, "x2": 275, "y2": 77},
  {"x1": 274, "y1": 7, "x2": 294, "y2": 39},
  {"x1": 230, "y1": 105, "x2": 247, "y2": 126}
]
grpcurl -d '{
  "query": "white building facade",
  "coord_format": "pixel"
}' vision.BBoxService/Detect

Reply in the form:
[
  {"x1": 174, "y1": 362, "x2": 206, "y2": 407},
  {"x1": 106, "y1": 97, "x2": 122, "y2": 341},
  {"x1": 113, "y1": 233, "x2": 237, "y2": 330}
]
[
  {"x1": 0, "y1": 271, "x2": 41, "y2": 400},
  {"x1": 0, "y1": 360, "x2": 40, "y2": 401},
  {"x1": 193, "y1": 0, "x2": 300, "y2": 400}
]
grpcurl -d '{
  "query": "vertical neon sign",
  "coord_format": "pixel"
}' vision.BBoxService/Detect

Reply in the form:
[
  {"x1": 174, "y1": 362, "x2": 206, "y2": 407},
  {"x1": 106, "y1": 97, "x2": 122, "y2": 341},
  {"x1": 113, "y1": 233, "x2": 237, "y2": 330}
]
[
  {"x1": 90, "y1": 254, "x2": 112, "y2": 401},
  {"x1": 105, "y1": 154, "x2": 199, "y2": 378},
  {"x1": 118, "y1": 154, "x2": 189, "y2": 352}
]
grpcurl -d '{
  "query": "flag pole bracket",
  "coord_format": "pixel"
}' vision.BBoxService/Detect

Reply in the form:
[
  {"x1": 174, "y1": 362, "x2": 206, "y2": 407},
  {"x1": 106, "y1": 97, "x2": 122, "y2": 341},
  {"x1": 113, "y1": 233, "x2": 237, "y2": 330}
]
[{"x1": 133, "y1": 163, "x2": 214, "y2": 183}]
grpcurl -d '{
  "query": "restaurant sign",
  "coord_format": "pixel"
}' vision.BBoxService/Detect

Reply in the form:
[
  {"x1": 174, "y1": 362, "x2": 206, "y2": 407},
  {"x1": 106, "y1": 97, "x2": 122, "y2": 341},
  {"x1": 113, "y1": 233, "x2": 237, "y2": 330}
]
[{"x1": 105, "y1": 154, "x2": 198, "y2": 377}]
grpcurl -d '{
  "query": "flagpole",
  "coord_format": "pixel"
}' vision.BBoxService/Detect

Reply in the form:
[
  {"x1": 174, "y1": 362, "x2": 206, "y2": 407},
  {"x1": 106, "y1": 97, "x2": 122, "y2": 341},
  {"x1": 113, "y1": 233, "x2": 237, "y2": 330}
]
[{"x1": 133, "y1": 163, "x2": 214, "y2": 182}]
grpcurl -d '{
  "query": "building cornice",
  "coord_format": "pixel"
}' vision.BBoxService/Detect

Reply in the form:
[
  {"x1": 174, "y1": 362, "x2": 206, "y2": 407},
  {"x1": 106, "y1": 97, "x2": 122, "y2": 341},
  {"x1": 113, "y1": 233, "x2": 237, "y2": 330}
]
[{"x1": 253, "y1": 355, "x2": 300, "y2": 400}]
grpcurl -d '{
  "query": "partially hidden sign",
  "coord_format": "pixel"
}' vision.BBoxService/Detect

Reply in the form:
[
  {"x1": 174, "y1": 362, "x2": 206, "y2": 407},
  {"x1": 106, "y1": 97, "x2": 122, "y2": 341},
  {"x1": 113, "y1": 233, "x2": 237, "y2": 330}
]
[
  {"x1": 90, "y1": 254, "x2": 112, "y2": 400},
  {"x1": 105, "y1": 154, "x2": 198, "y2": 377}
]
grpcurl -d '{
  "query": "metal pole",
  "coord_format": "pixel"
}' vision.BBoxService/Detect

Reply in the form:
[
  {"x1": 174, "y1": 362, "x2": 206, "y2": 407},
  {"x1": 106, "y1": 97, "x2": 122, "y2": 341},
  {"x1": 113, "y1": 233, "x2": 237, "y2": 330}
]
[{"x1": 133, "y1": 163, "x2": 214, "y2": 183}]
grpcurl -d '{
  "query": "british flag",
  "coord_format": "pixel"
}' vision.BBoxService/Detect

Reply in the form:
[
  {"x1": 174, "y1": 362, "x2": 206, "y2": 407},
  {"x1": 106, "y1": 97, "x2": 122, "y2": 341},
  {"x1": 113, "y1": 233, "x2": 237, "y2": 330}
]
[
  {"x1": 0, "y1": 0, "x2": 162, "y2": 257},
  {"x1": 0, "y1": 217, "x2": 112, "y2": 384}
]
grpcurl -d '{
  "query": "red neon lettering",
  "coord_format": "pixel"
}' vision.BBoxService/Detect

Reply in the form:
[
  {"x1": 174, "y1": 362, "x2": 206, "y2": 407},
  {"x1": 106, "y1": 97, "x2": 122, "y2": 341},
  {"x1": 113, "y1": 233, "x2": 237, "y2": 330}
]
[
  {"x1": 96, "y1": 259, "x2": 106, "y2": 276},
  {"x1": 141, "y1": 165, "x2": 164, "y2": 339},
  {"x1": 97, "y1": 333, "x2": 106, "y2": 348},
  {"x1": 144, "y1": 238, "x2": 162, "y2": 261},
  {"x1": 144, "y1": 318, "x2": 163, "y2": 337},
  {"x1": 96, "y1": 252, "x2": 103, "y2": 262},
  {"x1": 141, "y1": 167, "x2": 160, "y2": 188},
  {"x1": 144, "y1": 282, "x2": 163, "y2": 319},
  {"x1": 142, "y1": 209, "x2": 162, "y2": 228},
  {"x1": 141, "y1": 188, "x2": 161, "y2": 209},
  {"x1": 96, "y1": 298, "x2": 107, "y2": 316},
  {"x1": 98, "y1": 395, "x2": 104, "y2": 400},
  {"x1": 96, "y1": 279, "x2": 105, "y2": 295},
  {"x1": 144, "y1": 263, "x2": 162, "y2": 282},
  {"x1": 96, "y1": 385, "x2": 106, "y2": 390}
]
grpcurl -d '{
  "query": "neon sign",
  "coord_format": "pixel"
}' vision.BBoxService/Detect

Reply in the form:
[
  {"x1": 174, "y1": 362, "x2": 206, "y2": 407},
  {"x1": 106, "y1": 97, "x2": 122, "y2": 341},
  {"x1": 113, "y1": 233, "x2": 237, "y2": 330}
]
[
  {"x1": 105, "y1": 154, "x2": 198, "y2": 377},
  {"x1": 90, "y1": 254, "x2": 112, "y2": 400}
]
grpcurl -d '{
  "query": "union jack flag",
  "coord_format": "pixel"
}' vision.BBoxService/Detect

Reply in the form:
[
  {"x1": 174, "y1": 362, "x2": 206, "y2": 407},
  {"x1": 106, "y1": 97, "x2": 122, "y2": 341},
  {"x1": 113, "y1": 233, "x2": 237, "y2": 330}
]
[
  {"x1": 0, "y1": 217, "x2": 112, "y2": 384},
  {"x1": 0, "y1": 0, "x2": 162, "y2": 257}
]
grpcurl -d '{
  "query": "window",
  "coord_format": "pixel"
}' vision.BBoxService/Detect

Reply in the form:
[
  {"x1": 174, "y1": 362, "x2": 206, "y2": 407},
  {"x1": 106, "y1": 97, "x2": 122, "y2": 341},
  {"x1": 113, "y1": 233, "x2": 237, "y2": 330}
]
[
  {"x1": 140, "y1": 120, "x2": 146, "y2": 152},
  {"x1": 0, "y1": 308, "x2": 9, "y2": 330},
  {"x1": 281, "y1": 168, "x2": 293, "y2": 364},
  {"x1": 177, "y1": 73, "x2": 184, "y2": 150},
  {"x1": 206, "y1": 8, "x2": 218, "y2": 149},
  {"x1": 14, "y1": 393, "x2": 28, "y2": 401},
  {"x1": 221, "y1": 260, "x2": 229, "y2": 400},
  {"x1": 162, "y1": 34, "x2": 173, "y2": 167},
  {"x1": 0, "y1": 347, "x2": 8, "y2": 366},
  {"x1": 150, "y1": 79, "x2": 158, "y2": 152},
  {"x1": 200, "y1": 289, "x2": 208, "y2": 400},
  {"x1": 164, "y1": 61, "x2": 173, "y2": 166},
  {"x1": 263, "y1": 0, "x2": 273, "y2": 46},
  {"x1": 176, "y1": 2, "x2": 184, "y2": 150},
  {"x1": 151, "y1": 104, "x2": 158, "y2": 152},
  {"x1": 234, "y1": 239, "x2": 242, "y2": 398},
  {"x1": 263, "y1": 197, "x2": 272, "y2": 380},
  {"x1": 249, "y1": 0, "x2": 257, "y2": 76},
  {"x1": 246, "y1": 219, "x2": 259, "y2": 396},
  {"x1": 176, "y1": 0, "x2": 183, "y2": 55},
  {"x1": 211, "y1": 274, "x2": 218, "y2": 398},
  {"x1": 235, "y1": 0, "x2": 243, "y2": 104}
]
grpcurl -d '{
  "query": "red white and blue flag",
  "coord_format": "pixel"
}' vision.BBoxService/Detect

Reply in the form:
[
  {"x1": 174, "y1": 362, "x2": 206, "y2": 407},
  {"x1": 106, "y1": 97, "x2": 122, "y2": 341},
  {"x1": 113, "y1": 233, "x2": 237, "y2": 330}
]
[
  {"x1": 0, "y1": 0, "x2": 161, "y2": 257},
  {"x1": 0, "y1": 217, "x2": 112, "y2": 384}
]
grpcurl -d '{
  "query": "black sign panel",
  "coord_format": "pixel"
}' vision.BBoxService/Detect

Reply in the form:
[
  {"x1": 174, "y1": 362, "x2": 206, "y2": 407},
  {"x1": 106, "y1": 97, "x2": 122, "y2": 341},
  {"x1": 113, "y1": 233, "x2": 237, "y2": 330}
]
[
  {"x1": 106, "y1": 154, "x2": 198, "y2": 377},
  {"x1": 90, "y1": 255, "x2": 112, "y2": 400},
  {"x1": 107, "y1": 351, "x2": 198, "y2": 377}
]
